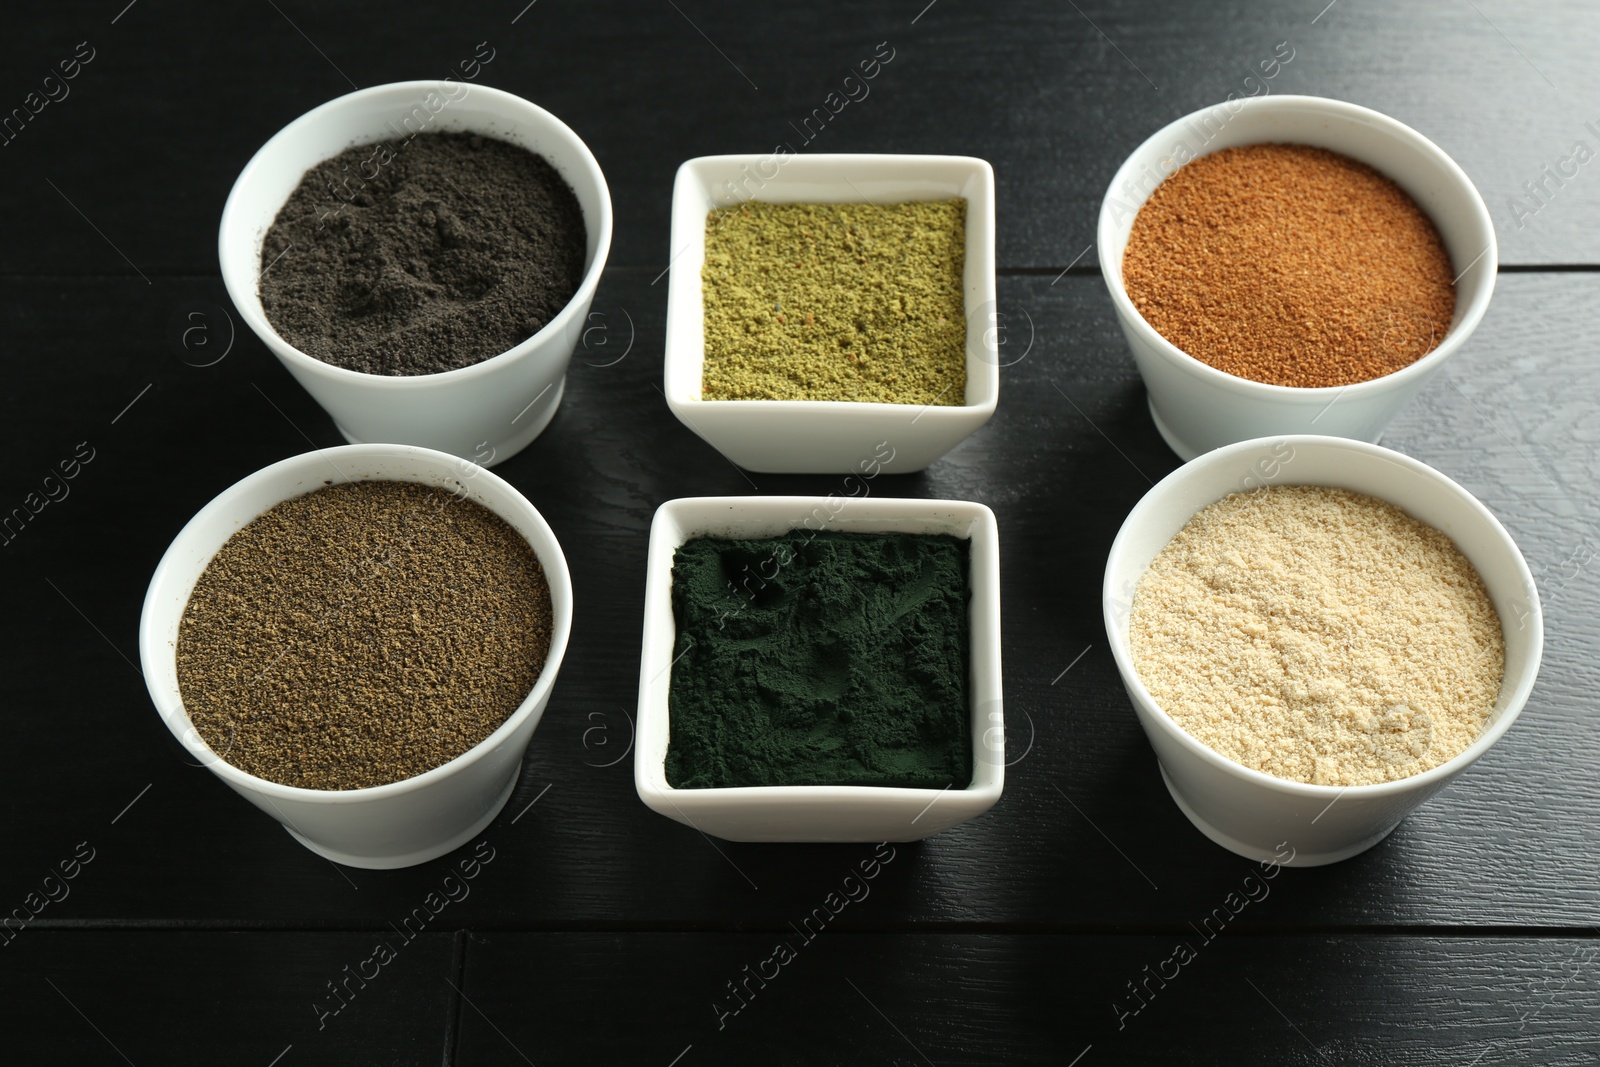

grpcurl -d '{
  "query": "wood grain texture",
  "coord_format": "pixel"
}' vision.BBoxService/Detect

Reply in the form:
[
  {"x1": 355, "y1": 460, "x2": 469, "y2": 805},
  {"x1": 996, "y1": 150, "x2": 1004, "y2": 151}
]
[
  {"x1": 0, "y1": 0, "x2": 1597, "y2": 276},
  {"x1": 2, "y1": 2, "x2": 1598, "y2": 1060},
  {"x1": 0, "y1": 272, "x2": 1594, "y2": 933},
  {"x1": 0, "y1": 931, "x2": 457, "y2": 1064},
  {"x1": 456, "y1": 933, "x2": 1600, "y2": 1066}
]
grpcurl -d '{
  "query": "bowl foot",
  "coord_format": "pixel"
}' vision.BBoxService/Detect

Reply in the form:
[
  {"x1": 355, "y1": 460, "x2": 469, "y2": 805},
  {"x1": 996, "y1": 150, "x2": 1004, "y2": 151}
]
[
  {"x1": 1146, "y1": 395, "x2": 1202, "y2": 462},
  {"x1": 1147, "y1": 394, "x2": 1388, "y2": 463},
  {"x1": 282, "y1": 763, "x2": 521, "y2": 869},
  {"x1": 1157, "y1": 763, "x2": 1400, "y2": 867},
  {"x1": 333, "y1": 378, "x2": 567, "y2": 468}
]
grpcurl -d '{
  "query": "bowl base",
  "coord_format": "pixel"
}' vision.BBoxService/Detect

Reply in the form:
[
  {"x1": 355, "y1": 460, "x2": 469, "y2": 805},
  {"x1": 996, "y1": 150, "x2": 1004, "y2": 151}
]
[
  {"x1": 333, "y1": 377, "x2": 567, "y2": 468},
  {"x1": 1158, "y1": 764, "x2": 1401, "y2": 867},
  {"x1": 1146, "y1": 396, "x2": 1201, "y2": 461},
  {"x1": 282, "y1": 763, "x2": 521, "y2": 870},
  {"x1": 1146, "y1": 395, "x2": 1386, "y2": 462}
]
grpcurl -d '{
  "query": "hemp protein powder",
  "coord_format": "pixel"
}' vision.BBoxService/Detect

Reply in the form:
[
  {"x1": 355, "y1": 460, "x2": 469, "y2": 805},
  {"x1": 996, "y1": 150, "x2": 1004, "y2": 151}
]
[
  {"x1": 700, "y1": 199, "x2": 968, "y2": 405},
  {"x1": 1128, "y1": 485, "x2": 1503, "y2": 786}
]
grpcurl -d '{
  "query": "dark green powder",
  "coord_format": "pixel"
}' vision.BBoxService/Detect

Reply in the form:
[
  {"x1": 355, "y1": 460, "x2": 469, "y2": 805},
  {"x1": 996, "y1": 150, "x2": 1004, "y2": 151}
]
[{"x1": 665, "y1": 530, "x2": 971, "y2": 789}]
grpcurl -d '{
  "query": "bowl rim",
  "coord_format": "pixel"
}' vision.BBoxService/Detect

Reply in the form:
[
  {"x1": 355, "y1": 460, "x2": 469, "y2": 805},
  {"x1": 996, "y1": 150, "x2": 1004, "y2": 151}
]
[
  {"x1": 217, "y1": 79, "x2": 614, "y2": 389},
  {"x1": 137, "y1": 443, "x2": 574, "y2": 804},
  {"x1": 634, "y1": 493, "x2": 1004, "y2": 802},
  {"x1": 1096, "y1": 93, "x2": 1499, "y2": 398},
  {"x1": 666, "y1": 395, "x2": 999, "y2": 417},
  {"x1": 665, "y1": 151, "x2": 1000, "y2": 416},
  {"x1": 1101, "y1": 434, "x2": 1543, "y2": 799}
]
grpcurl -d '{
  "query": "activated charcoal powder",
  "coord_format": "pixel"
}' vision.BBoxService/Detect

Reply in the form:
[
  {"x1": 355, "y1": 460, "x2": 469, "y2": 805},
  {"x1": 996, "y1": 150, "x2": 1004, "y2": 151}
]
[{"x1": 259, "y1": 131, "x2": 587, "y2": 376}]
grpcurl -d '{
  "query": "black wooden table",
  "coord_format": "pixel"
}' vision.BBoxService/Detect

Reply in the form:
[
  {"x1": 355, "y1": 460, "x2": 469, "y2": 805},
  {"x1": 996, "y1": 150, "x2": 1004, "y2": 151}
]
[{"x1": 3, "y1": 2, "x2": 1597, "y2": 1063}]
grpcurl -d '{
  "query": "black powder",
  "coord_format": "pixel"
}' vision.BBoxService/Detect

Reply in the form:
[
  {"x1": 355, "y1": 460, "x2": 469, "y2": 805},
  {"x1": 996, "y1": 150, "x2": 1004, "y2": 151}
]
[{"x1": 258, "y1": 131, "x2": 587, "y2": 376}]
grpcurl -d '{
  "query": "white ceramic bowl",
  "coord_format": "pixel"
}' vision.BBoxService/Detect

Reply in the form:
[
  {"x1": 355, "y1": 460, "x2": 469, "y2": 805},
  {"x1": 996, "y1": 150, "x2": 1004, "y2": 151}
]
[
  {"x1": 1098, "y1": 95, "x2": 1497, "y2": 460},
  {"x1": 1103, "y1": 436, "x2": 1542, "y2": 866},
  {"x1": 139, "y1": 444, "x2": 573, "y2": 869},
  {"x1": 664, "y1": 154, "x2": 999, "y2": 474},
  {"x1": 635, "y1": 496, "x2": 1003, "y2": 841},
  {"x1": 219, "y1": 81, "x2": 613, "y2": 466}
]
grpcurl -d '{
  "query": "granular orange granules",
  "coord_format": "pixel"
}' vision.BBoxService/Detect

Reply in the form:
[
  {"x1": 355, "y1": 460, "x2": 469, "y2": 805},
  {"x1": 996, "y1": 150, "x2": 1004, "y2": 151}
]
[{"x1": 1122, "y1": 144, "x2": 1456, "y2": 389}]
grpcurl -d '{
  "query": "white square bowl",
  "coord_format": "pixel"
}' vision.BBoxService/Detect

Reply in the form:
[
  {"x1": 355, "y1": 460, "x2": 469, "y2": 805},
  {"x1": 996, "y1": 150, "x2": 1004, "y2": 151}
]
[
  {"x1": 664, "y1": 154, "x2": 999, "y2": 474},
  {"x1": 634, "y1": 496, "x2": 1004, "y2": 842}
]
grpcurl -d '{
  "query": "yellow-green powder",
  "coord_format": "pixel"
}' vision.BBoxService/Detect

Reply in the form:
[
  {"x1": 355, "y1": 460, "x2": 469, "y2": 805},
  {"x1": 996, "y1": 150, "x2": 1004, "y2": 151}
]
[{"x1": 701, "y1": 199, "x2": 968, "y2": 405}]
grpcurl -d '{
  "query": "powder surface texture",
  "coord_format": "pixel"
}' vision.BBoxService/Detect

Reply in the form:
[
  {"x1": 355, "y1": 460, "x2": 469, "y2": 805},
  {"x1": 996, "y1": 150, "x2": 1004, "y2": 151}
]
[
  {"x1": 1128, "y1": 485, "x2": 1503, "y2": 786},
  {"x1": 259, "y1": 131, "x2": 586, "y2": 376},
  {"x1": 666, "y1": 530, "x2": 971, "y2": 789},
  {"x1": 177, "y1": 480, "x2": 554, "y2": 790},
  {"x1": 1122, "y1": 143, "x2": 1455, "y2": 388},
  {"x1": 701, "y1": 199, "x2": 968, "y2": 405}
]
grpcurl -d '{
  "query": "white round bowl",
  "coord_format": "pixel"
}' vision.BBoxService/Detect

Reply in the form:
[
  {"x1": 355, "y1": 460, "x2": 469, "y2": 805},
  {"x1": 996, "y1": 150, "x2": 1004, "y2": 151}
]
[
  {"x1": 1097, "y1": 95, "x2": 1497, "y2": 460},
  {"x1": 219, "y1": 81, "x2": 613, "y2": 466},
  {"x1": 1103, "y1": 436, "x2": 1542, "y2": 866},
  {"x1": 139, "y1": 444, "x2": 574, "y2": 869}
]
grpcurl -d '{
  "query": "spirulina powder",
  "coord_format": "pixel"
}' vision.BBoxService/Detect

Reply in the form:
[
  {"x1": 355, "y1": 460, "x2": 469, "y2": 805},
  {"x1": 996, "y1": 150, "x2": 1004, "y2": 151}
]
[{"x1": 666, "y1": 530, "x2": 971, "y2": 789}]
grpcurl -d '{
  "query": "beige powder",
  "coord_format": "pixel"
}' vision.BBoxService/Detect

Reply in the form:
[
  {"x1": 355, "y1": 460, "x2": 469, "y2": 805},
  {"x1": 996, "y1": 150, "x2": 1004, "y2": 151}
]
[{"x1": 1129, "y1": 485, "x2": 1504, "y2": 786}]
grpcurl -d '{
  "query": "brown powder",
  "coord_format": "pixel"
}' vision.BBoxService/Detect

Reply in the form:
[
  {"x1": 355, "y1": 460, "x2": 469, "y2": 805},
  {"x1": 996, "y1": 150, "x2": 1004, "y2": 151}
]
[
  {"x1": 1122, "y1": 144, "x2": 1456, "y2": 388},
  {"x1": 176, "y1": 480, "x2": 554, "y2": 790},
  {"x1": 1128, "y1": 485, "x2": 1503, "y2": 786}
]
